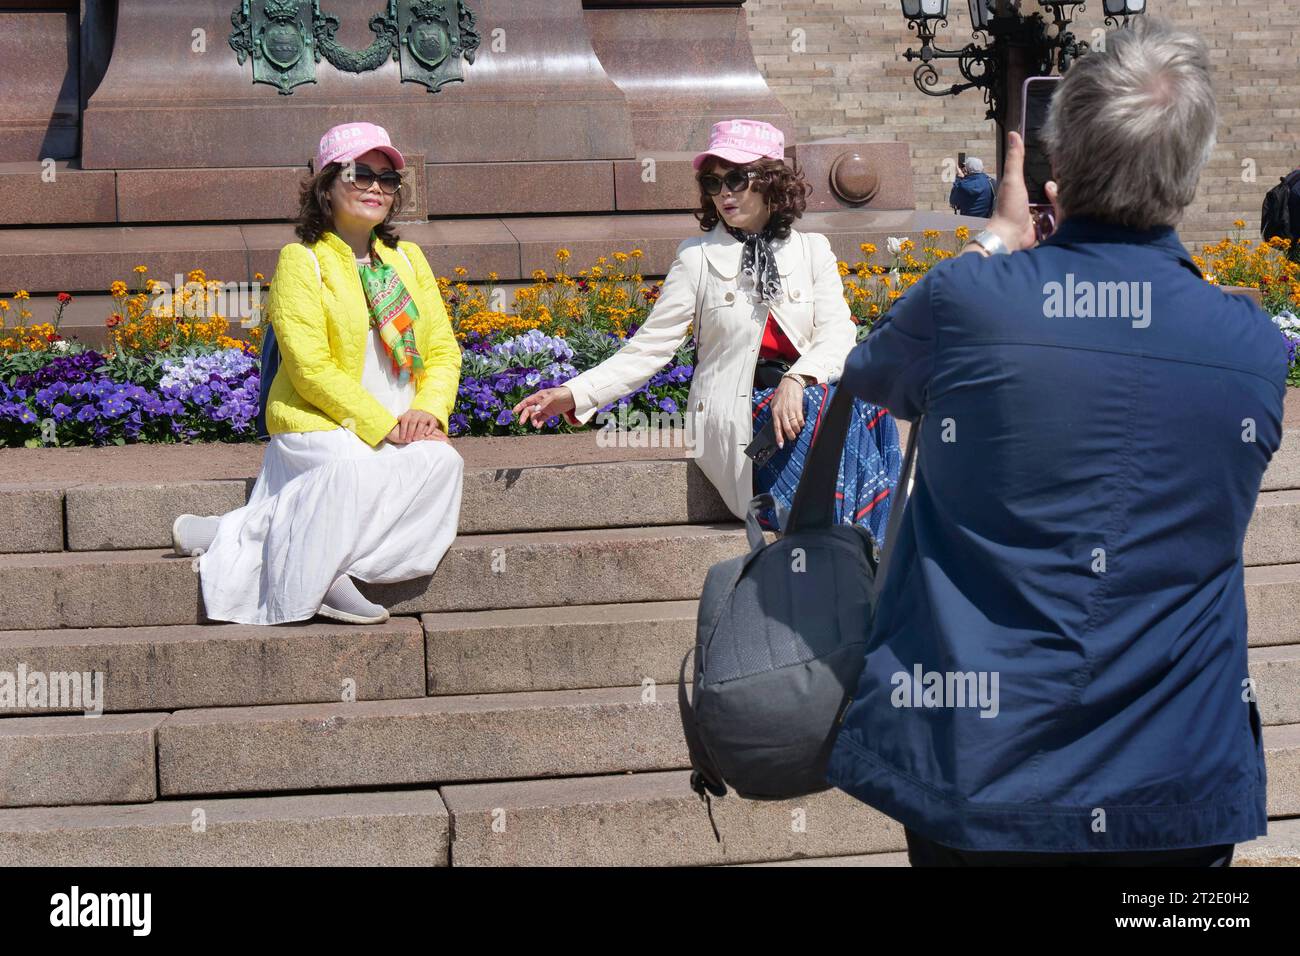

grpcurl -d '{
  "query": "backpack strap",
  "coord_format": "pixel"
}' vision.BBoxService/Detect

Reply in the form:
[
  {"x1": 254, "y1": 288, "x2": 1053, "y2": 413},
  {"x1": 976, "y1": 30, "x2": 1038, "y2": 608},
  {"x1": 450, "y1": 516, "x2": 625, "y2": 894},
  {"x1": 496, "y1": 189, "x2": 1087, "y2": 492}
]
[
  {"x1": 691, "y1": 241, "x2": 707, "y2": 347},
  {"x1": 677, "y1": 647, "x2": 726, "y2": 841},
  {"x1": 396, "y1": 243, "x2": 415, "y2": 273}
]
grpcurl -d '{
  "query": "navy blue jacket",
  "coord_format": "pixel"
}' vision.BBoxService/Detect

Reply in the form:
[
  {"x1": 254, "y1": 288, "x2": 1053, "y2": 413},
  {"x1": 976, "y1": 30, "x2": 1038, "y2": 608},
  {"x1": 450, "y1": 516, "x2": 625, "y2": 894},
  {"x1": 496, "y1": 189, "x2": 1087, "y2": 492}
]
[
  {"x1": 828, "y1": 216, "x2": 1287, "y2": 851},
  {"x1": 949, "y1": 172, "x2": 995, "y2": 218}
]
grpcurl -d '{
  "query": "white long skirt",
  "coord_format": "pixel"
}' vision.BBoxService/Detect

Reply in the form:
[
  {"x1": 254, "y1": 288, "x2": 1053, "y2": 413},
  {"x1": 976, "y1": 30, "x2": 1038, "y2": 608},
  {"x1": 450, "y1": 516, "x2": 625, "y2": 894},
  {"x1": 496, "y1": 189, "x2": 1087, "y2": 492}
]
[{"x1": 198, "y1": 326, "x2": 463, "y2": 625}]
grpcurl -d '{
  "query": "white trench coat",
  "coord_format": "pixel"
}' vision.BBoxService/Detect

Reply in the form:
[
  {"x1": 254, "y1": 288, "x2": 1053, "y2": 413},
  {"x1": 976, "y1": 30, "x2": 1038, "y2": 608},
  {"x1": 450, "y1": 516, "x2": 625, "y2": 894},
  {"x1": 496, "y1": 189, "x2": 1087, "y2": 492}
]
[{"x1": 564, "y1": 220, "x2": 859, "y2": 519}]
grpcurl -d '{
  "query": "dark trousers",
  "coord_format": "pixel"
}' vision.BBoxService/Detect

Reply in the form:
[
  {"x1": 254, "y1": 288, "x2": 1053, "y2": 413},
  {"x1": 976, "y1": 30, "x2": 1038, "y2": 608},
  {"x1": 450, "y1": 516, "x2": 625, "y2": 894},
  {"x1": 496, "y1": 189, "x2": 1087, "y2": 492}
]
[{"x1": 904, "y1": 827, "x2": 1234, "y2": 867}]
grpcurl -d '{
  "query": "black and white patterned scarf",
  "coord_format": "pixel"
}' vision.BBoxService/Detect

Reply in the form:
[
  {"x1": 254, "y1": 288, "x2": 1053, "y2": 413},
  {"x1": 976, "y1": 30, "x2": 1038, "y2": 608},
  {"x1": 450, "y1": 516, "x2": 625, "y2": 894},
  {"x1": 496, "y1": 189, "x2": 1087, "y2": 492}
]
[{"x1": 723, "y1": 221, "x2": 784, "y2": 303}]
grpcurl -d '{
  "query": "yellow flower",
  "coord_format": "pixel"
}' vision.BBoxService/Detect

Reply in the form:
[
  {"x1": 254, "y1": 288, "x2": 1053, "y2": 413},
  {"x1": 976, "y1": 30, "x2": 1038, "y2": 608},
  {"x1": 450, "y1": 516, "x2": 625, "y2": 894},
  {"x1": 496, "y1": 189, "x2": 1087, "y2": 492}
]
[
  {"x1": 1233, "y1": 219, "x2": 1246, "y2": 230},
  {"x1": 923, "y1": 230, "x2": 941, "y2": 241},
  {"x1": 556, "y1": 249, "x2": 572, "y2": 264},
  {"x1": 956, "y1": 226, "x2": 971, "y2": 244},
  {"x1": 254, "y1": 272, "x2": 265, "y2": 282},
  {"x1": 134, "y1": 265, "x2": 148, "y2": 274}
]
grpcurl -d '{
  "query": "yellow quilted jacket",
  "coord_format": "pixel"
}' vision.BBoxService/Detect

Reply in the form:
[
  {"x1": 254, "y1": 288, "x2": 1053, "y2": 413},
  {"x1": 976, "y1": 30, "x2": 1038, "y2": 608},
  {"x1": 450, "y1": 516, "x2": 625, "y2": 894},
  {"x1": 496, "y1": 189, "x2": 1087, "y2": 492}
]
[{"x1": 264, "y1": 230, "x2": 462, "y2": 446}]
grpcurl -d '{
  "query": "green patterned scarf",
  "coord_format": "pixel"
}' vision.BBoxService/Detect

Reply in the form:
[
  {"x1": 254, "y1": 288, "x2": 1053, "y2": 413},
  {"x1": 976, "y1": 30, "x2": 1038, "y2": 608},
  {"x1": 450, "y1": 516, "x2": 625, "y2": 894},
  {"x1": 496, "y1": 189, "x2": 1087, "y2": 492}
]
[{"x1": 357, "y1": 238, "x2": 425, "y2": 387}]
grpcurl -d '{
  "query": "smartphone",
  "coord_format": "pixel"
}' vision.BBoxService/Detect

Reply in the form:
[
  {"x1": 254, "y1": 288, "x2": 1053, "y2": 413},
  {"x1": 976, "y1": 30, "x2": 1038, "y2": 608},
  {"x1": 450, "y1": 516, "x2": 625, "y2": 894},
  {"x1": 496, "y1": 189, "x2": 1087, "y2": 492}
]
[
  {"x1": 957, "y1": 150, "x2": 967, "y2": 172},
  {"x1": 744, "y1": 417, "x2": 780, "y2": 467},
  {"x1": 1020, "y1": 76, "x2": 1060, "y2": 241}
]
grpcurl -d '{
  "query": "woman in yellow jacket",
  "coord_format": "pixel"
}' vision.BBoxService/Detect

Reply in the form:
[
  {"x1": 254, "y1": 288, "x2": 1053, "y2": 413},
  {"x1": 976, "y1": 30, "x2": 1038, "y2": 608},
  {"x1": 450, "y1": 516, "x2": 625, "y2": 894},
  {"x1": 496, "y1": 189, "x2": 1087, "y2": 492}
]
[{"x1": 171, "y1": 123, "x2": 464, "y2": 626}]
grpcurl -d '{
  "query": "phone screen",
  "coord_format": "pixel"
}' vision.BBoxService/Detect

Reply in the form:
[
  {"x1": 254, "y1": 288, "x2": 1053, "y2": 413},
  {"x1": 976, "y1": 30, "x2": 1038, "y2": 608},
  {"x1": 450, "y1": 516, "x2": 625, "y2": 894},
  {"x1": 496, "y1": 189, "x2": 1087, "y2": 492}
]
[{"x1": 1020, "y1": 77, "x2": 1058, "y2": 206}]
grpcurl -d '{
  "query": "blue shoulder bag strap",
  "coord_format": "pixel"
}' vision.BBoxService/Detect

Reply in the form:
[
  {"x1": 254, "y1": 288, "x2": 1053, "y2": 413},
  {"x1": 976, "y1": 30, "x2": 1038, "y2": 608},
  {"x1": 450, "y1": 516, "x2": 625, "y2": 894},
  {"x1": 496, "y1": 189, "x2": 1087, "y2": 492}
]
[{"x1": 256, "y1": 244, "x2": 320, "y2": 441}]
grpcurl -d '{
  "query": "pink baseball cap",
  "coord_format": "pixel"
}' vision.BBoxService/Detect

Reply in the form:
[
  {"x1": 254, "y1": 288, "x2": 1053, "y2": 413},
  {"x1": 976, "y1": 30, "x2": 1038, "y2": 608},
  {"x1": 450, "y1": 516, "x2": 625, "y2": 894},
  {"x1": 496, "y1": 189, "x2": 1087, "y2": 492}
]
[
  {"x1": 692, "y1": 119, "x2": 786, "y2": 170},
  {"x1": 315, "y1": 122, "x2": 406, "y2": 172}
]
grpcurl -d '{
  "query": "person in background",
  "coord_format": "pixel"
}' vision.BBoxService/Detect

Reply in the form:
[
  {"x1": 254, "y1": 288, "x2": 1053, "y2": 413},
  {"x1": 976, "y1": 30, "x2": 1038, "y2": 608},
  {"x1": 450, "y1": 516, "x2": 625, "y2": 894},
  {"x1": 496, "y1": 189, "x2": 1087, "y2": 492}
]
[
  {"x1": 949, "y1": 156, "x2": 996, "y2": 218},
  {"x1": 1260, "y1": 165, "x2": 1300, "y2": 263}
]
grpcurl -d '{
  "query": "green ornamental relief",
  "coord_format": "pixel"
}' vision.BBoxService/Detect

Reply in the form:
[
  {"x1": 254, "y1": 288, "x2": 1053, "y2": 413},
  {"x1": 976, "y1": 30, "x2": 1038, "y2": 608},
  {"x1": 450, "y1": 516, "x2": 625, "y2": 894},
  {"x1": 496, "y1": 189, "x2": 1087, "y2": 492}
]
[{"x1": 230, "y1": 0, "x2": 480, "y2": 95}]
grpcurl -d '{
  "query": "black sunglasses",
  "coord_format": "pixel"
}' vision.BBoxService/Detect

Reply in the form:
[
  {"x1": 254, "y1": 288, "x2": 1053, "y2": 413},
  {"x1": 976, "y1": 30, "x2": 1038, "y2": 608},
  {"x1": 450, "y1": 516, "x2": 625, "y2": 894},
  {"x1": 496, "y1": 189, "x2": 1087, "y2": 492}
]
[
  {"x1": 699, "y1": 168, "x2": 759, "y2": 196},
  {"x1": 343, "y1": 163, "x2": 403, "y2": 196}
]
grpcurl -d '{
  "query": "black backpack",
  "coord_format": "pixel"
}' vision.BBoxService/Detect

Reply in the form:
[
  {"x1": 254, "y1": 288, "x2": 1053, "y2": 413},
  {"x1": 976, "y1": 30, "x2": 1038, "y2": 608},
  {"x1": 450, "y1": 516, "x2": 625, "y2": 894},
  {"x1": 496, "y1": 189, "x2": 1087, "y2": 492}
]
[
  {"x1": 678, "y1": 386, "x2": 919, "y2": 839},
  {"x1": 1261, "y1": 171, "x2": 1299, "y2": 240}
]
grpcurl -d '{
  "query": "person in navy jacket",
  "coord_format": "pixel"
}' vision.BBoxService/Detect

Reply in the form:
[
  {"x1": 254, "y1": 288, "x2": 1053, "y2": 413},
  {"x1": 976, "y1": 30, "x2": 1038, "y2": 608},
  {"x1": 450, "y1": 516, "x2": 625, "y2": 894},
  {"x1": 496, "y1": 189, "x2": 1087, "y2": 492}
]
[
  {"x1": 948, "y1": 156, "x2": 995, "y2": 218},
  {"x1": 829, "y1": 19, "x2": 1288, "y2": 865}
]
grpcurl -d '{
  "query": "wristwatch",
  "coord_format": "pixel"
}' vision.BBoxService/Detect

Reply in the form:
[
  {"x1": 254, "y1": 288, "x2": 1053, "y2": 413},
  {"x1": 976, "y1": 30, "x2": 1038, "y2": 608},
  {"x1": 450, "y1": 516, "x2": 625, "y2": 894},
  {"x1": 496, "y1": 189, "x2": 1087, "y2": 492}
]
[
  {"x1": 782, "y1": 371, "x2": 810, "y2": 388},
  {"x1": 970, "y1": 228, "x2": 1010, "y2": 256}
]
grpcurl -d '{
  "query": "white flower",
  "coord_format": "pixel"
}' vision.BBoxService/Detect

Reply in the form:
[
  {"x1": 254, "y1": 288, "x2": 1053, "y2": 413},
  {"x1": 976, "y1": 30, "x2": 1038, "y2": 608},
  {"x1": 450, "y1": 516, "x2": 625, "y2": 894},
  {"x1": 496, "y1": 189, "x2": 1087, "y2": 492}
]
[
  {"x1": 52, "y1": 340, "x2": 69, "y2": 353},
  {"x1": 887, "y1": 237, "x2": 905, "y2": 257}
]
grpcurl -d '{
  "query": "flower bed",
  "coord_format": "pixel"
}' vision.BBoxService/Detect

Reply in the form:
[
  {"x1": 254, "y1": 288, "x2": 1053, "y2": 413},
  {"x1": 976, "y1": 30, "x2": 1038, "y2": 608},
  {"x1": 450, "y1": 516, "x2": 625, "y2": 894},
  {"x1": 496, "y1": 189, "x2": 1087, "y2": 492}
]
[{"x1": 1, "y1": 227, "x2": 1296, "y2": 448}]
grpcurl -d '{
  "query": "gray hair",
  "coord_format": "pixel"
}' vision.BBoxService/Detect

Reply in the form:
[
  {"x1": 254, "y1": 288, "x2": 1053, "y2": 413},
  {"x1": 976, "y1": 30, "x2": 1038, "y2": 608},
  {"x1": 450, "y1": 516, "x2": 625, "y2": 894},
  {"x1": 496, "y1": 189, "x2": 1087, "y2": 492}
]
[
  {"x1": 965, "y1": 157, "x2": 985, "y2": 173},
  {"x1": 1041, "y1": 18, "x2": 1217, "y2": 231}
]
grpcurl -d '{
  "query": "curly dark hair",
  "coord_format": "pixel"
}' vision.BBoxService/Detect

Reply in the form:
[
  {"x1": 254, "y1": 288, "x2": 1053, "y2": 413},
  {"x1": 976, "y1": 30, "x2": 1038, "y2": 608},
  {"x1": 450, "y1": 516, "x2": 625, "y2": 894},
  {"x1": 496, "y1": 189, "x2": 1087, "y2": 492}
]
[
  {"x1": 293, "y1": 160, "x2": 407, "y2": 252},
  {"x1": 693, "y1": 156, "x2": 811, "y2": 239}
]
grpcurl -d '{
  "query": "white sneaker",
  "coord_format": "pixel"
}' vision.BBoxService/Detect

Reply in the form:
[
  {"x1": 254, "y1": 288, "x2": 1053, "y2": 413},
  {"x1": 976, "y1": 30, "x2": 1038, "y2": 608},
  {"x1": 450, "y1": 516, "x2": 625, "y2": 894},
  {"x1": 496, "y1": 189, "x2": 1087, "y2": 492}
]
[
  {"x1": 317, "y1": 574, "x2": 390, "y2": 625},
  {"x1": 172, "y1": 514, "x2": 220, "y2": 556}
]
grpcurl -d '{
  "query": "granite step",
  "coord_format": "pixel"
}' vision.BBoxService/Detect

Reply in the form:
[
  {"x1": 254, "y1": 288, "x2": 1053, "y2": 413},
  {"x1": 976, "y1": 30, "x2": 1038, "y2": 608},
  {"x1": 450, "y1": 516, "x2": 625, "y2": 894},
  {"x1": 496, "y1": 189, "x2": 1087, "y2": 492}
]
[
  {"x1": 420, "y1": 600, "x2": 1300, "y2": 709},
  {"x1": 737, "y1": 817, "x2": 1300, "y2": 866},
  {"x1": 1, "y1": 775, "x2": 1290, "y2": 868},
  {"x1": 1244, "y1": 490, "x2": 1300, "y2": 567},
  {"x1": 4, "y1": 471, "x2": 1297, "y2": 571},
  {"x1": 155, "y1": 685, "x2": 686, "y2": 798},
  {"x1": 150, "y1": 687, "x2": 1300, "y2": 809},
  {"x1": 441, "y1": 768, "x2": 905, "y2": 867},
  {"x1": 0, "y1": 619, "x2": 426, "y2": 715},
  {"x1": 0, "y1": 416, "x2": 1289, "y2": 554},
  {"x1": 0, "y1": 211, "x2": 979, "y2": 294},
  {"x1": 0, "y1": 523, "x2": 750, "y2": 630},
  {"x1": 1, "y1": 599, "x2": 1292, "y2": 716},
  {"x1": 51, "y1": 458, "x2": 726, "y2": 553},
  {"x1": 0, "y1": 790, "x2": 449, "y2": 866},
  {"x1": 0, "y1": 712, "x2": 162, "y2": 808}
]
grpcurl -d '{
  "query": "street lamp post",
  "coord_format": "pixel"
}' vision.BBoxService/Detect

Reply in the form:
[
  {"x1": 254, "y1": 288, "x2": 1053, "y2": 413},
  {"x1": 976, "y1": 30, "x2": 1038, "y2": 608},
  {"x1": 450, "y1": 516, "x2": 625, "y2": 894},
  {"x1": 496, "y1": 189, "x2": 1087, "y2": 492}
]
[{"x1": 899, "y1": 0, "x2": 1148, "y2": 177}]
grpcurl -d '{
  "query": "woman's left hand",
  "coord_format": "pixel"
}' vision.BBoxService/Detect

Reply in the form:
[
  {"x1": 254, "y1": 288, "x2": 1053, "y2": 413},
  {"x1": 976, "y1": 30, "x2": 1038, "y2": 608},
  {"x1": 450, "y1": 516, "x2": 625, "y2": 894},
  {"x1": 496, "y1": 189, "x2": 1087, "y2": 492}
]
[
  {"x1": 391, "y1": 409, "x2": 446, "y2": 444},
  {"x1": 771, "y1": 376, "x2": 807, "y2": 448}
]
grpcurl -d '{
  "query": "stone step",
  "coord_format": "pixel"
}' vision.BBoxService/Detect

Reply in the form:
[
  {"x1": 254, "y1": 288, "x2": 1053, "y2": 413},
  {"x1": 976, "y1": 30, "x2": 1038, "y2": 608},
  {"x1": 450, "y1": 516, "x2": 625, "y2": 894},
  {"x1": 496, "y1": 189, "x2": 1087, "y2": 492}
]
[
  {"x1": 2, "y1": 601, "x2": 1291, "y2": 716},
  {"x1": 1232, "y1": 816, "x2": 1300, "y2": 867},
  {"x1": 0, "y1": 790, "x2": 448, "y2": 866},
  {"x1": 0, "y1": 524, "x2": 749, "y2": 630},
  {"x1": 155, "y1": 686, "x2": 686, "y2": 798},
  {"x1": 1, "y1": 777, "x2": 1291, "y2": 868},
  {"x1": 0, "y1": 713, "x2": 161, "y2": 808},
  {"x1": 50, "y1": 459, "x2": 726, "y2": 554},
  {"x1": 441, "y1": 769, "x2": 904, "y2": 867},
  {"x1": 737, "y1": 817, "x2": 1300, "y2": 866},
  {"x1": 0, "y1": 211, "x2": 977, "y2": 294},
  {"x1": 1244, "y1": 563, "x2": 1300, "y2": 647},
  {"x1": 0, "y1": 619, "x2": 425, "y2": 715},
  {"x1": 4, "y1": 428, "x2": 1296, "y2": 555},
  {"x1": 148, "y1": 683, "x2": 1300, "y2": 811},
  {"x1": 423, "y1": 599, "x2": 1300, "y2": 707},
  {"x1": 4, "y1": 522, "x2": 1298, "y2": 634},
  {"x1": 1244, "y1": 490, "x2": 1300, "y2": 567},
  {"x1": 424, "y1": 600, "x2": 698, "y2": 696}
]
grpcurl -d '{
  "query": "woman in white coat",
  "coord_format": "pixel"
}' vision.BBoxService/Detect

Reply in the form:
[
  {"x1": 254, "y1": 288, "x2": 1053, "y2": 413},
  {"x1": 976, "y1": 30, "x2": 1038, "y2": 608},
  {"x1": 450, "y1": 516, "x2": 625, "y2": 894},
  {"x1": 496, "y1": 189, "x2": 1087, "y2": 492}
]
[{"x1": 513, "y1": 119, "x2": 901, "y2": 541}]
